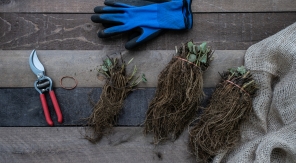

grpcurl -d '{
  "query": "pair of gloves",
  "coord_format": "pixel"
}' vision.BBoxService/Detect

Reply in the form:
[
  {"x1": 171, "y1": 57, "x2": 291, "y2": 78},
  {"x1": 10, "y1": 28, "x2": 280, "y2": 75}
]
[{"x1": 91, "y1": 0, "x2": 193, "y2": 49}]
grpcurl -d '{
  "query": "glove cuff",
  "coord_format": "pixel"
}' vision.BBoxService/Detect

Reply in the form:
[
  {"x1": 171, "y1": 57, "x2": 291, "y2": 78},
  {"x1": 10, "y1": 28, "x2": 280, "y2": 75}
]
[{"x1": 183, "y1": 0, "x2": 193, "y2": 29}]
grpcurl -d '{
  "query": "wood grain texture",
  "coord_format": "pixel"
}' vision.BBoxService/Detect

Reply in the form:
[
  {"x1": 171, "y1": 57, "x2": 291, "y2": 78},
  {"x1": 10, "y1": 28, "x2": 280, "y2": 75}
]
[
  {"x1": 0, "y1": 50, "x2": 245, "y2": 88},
  {"x1": 0, "y1": 13, "x2": 295, "y2": 50},
  {"x1": 0, "y1": 87, "x2": 214, "y2": 126},
  {"x1": 0, "y1": 88, "x2": 148, "y2": 126},
  {"x1": 192, "y1": 0, "x2": 296, "y2": 13},
  {"x1": 0, "y1": 1, "x2": 294, "y2": 162},
  {"x1": 0, "y1": 0, "x2": 295, "y2": 13},
  {"x1": 0, "y1": 127, "x2": 196, "y2": 163}
]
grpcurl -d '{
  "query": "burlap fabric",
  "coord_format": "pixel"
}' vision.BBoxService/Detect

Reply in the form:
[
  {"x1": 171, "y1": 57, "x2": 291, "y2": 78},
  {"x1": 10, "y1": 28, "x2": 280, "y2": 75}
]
[{"x1": 213, "y1": 22, "x2": 296, "y2": 162}]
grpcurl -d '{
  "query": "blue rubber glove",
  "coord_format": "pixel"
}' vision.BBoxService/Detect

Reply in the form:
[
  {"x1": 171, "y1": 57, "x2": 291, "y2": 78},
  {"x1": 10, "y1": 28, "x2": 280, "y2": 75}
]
[{"x1": 91, "y1": 0, "x2": 193, "y2": 49}]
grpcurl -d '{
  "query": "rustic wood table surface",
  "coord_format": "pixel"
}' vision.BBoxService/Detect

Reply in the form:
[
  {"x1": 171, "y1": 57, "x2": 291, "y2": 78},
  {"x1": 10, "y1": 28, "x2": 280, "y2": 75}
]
[{"x1": 0, "y1": 0, "x2": 295, "y2": 162}]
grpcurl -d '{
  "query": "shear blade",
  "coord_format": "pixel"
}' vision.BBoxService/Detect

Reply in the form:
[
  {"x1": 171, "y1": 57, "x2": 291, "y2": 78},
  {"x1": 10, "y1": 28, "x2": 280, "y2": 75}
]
[{"x1": 29, "y1": 50, "x2": 45, "y2": 76}]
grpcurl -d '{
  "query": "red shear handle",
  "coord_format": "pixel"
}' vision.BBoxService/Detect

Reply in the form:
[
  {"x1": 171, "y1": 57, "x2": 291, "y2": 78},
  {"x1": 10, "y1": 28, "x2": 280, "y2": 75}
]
[
  {"x1": 49, "y1": 90, "x2": 63, "y2": 123},
  {"x1": 40, "y1": 94, "x2": 54, "y2": 126}
]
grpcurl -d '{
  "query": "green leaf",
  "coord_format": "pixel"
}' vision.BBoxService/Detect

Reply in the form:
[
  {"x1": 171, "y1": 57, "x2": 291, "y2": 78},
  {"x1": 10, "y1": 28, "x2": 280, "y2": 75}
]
[
  {"x1": 187, "y1": 41, "x2": 194, "y2": 53},
  {"x1": 237, "y1": 66, "x2": 246, "y2": 75},
  {"x1": 199, "y1": 42, "x2": 207, "y2": 53},
  {"x1": 101, "y1": 65, "x2": 108, "y2": 72},
  {"x1": 192, "y1": 45, "x2": 197, "y2": 54},
  {"x1": 142, "y1": 74, "x2": 147, "y2": 83},
  {"x1": 105, "y1": 58, "x2": 112, "y2": 68},
  {"x1": 188, "y1": 54, "x2": 197, "y2": 62},
  {"x1": 229, "y1": 68, "x2": 236, "y2": 74},
  {"x1": 198, "y1": 53, "x2": 207, "y2": 63}
]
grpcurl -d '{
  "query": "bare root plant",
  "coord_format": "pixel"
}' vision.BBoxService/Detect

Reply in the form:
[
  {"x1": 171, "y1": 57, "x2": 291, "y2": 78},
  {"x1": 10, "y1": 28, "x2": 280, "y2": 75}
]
[
  {"x1": 86, "y1": 56, "x2": 146, "y2": 143},
  {"x1": 144, "y1": 41, "x2": 213, "y2": 144},
  {"x1": 189, "y1": 66, "x2": 257, "y2": 162}
]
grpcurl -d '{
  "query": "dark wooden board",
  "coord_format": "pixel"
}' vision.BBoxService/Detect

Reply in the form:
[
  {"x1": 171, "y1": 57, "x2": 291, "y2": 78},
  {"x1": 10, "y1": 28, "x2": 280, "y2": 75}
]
[
  {"x1": 1, "y1": 0, "x2": 295, "y2": 13},
  {"x1": 0, "y1": 127, "x2": 196, "y2": 163},
  {"x1": 1, "y1": 13, "x2": 295, "y2": 50},
  {"x1": 0, "y1": 87, "x2": 214, "y2": 127}
]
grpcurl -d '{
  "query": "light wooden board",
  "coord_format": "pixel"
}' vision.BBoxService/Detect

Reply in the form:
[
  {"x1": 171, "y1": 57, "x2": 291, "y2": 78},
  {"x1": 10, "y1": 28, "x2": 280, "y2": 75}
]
[
  {"x1": 0, "y1": 0, "x2": 295, "y2": 13},
  {"x1": 1, "y1": 13, "x2": 295, "y2": 50},
  {"x1": 0, "y1": 50, "x2": 245, "y2": 88},
  {"x1": 0, "y1": 127, "x2": 196, "y2": 163}
]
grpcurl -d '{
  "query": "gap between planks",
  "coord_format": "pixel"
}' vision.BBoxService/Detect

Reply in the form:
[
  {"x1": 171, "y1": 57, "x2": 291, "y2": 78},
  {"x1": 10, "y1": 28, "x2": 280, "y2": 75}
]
[
  {"x1": 0, "y1": 127, "x2": 196, "y2": 163},
  {"x1": 0, "y1": 50, "x2": 245, "y2": 88},
  {"x1": 0, "y1": 0, "x2": 295, "y2": 13}
]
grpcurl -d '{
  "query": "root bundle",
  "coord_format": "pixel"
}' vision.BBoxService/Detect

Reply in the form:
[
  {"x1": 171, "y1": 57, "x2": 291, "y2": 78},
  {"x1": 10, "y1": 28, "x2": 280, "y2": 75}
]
[
  {"x1": 86, "y1": 57, "x2": 145, "y2": 143},
  {"x1": 189, "y1": 66, "x2": 257, "y2": 162},
  {"x1": 144, "y1": 41, "x2": 213, "y2": 144}
]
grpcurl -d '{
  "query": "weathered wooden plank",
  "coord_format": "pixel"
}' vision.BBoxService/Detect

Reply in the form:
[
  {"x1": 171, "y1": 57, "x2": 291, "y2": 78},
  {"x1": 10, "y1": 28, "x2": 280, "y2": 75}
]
[
  {"x1": 0, "y1": 0, "x2": 103, "y2": 13},
  {"x1": 0, "y1": 13, "x2": 295, "y2": 50},
  {"x1": 0, "y1": 50, "x2": 245, "y2": 88},
  {"x1": 0, "y1": 127, "x2": 195, "y2": 163},
  {"x1": 192, "y1": 0, "x2": 296, "y2": 13},
  {"x1": 0, "y1": 87, "x2": 214, "y2": 127},
  {"x1": 0, "y1": 0, "x2": 295, "y2": 13}
]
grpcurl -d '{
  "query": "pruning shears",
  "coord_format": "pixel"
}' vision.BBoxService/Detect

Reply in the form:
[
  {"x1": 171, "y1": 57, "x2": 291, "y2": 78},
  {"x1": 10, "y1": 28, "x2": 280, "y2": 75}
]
[{"x1": 29, "y1": 50, "x2": 63, "y2": 126}]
